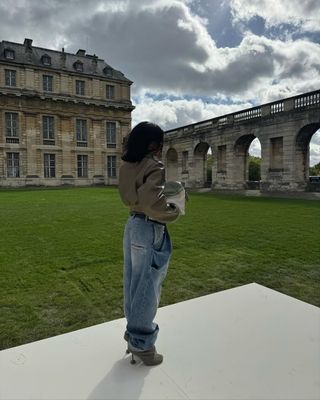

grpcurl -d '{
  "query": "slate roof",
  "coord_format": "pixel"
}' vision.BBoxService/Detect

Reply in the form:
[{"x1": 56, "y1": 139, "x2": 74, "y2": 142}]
[{"x1": 0, "y1": 38, "x2": 132, "y2": 84}]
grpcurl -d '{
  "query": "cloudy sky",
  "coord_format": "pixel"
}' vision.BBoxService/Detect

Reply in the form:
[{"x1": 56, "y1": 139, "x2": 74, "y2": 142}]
[{"x1": 1, "y1": 0, "x2": 319, "y2": 164}]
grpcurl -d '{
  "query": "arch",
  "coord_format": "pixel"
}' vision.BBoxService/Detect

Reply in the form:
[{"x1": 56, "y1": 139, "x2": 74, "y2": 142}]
[
  {"x1": 248, "y1": 137, "x2": 261, "y2": 185},
  {"x1": 193, "y1": 141, "x2": 211, "y2": 187},
  {"x1": 234, "y1": 134, "x2": 261, "y2": 188},
  {"x1": 163, "y1": 90, "x2": 320, "y2": 192},
  {"x1": 166, "y1": 148, "x2": 178, "y2": 181},
  {"x1": 309, "y1": 130, "x2": 320, "y2": 173},
  {"x1": 295, "y1": 123, "x2": 320, "y2": 184}
]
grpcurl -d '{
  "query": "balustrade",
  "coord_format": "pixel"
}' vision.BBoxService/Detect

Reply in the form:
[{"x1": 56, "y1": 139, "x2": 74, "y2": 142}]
[{"x1": 165, "y1": 89, "x2": 320, "y2": 135}]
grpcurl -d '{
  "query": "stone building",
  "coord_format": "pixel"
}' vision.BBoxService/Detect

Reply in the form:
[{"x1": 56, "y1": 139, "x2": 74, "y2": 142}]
[
  {"x1": 0, "y1": 38, "x2": 134, "y2": 187},
  {"x1": 164, "y1": 90, "x2": 320, "y2": 192}
]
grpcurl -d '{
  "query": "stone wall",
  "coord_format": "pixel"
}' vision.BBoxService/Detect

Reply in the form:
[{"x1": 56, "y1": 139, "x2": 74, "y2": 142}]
[
  {"x1": 0, "y1": 96, "x2": 131, "y2": 187},
  {"x1": 0, "y1": 39, "x2": 133, "y2": 187},
  {"x1": 164, "y1": 90, "x2": 320, "y2": 192}
]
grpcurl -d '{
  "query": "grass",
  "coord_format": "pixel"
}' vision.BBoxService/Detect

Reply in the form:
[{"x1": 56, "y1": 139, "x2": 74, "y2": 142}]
[{"x1": 0, "y1": 187, "x2": 319, "y2": 350}]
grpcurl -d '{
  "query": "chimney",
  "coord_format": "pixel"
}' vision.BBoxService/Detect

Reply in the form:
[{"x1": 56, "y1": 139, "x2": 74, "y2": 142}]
[
  {"x1": 91, "y1": 54, "x2": 98, "y2": 72},
  {"x1": 60, "y1": 47, "x2": 66, "y2": 68},
  {"x1": 24, "y1": 38, "x2": 33, "y2": 50},
  {"x1": 24, "y1": 38, "x2": 33, "y2": 61}
]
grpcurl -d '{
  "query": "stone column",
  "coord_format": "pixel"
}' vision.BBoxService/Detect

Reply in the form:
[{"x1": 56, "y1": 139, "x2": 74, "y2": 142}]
[
  {"x1": 0, "y1": 150, "x2": 4, "y2": 182},
  {"x1": 60, "y1": 116, "x2": 74, "y2": 185},
  {"x1": 284, "y1": 99, "x2": 295, "y2": 112},
  {"x1": 215, "y1": 143, "x2": 228, "y2": 189},
  {"x1": 25, "y1": 68, "x2": 35, "y2": 90},
  {"x1": 25, "y1": 112, "x2": 40, "y2": 185},
  {"x1": 92, "y1": 119, "x2": 104, "y2": 185},
  {"x1": 259, "y1": 138, "x2": 269, "y2": 191},
  {"x1": 261, "y1": 104, "x2": 271, "y2": 117}
]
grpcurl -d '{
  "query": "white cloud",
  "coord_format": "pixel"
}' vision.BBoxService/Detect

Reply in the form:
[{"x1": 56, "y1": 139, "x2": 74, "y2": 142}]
[
  {"x1": 230, "y1": 0, "x2": 320, "y2": 32},
  {"x1": 132, "y1": 94, "x2": 252, "y2": 130},
  {"x1": 249, "y1": 138, "x2": 261, "y2": 157},
  {"x1": 0, "y1": 0, "x2": 319, "y2": 158},
  {"x1": 1, "y1": 0, "x2": 319, "y2": 103}
]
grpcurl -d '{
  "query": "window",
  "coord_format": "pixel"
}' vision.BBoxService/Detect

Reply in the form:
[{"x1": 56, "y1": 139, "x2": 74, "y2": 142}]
[
  {"x1": 5, "y1": 69, "x2": 16, "y2": 86},
  {"x1": 41, "y1": 54, "x2": 51, "y2": 65},
  {"x1": 4, "y1": 49, "x2": 15, "y2": 59},
  {"x1": 76, "y1": 80, "x2": 85, "y2": 95},
  {"x1": 107, "y1": 155, "x2": 117, "y2": 178},
  {"x1": 74, "y1": 61, "x2": 83, "y2": 72},
  {"x1": 76, "y1": 119, "x2": 87, "y2": 146},
  {"x1": 106, "y1": 84, "x2": 115, "y2": 99},
  {"x1": 106, "y1": 122, "x2": 116, "y2": 148},
  {"x1": 6, "y1": 152, "x2": 19, "y2": 177},
  {"x1": 77, "y1": 155, "x2": 88, "y2": 178},
  {"x1": 43, "y1": 75, "x2": 53, "y2": 92},
  {"x1": 44, "y1": 154, "x2": 56, "y2": 178},
  {"x1": 43, "y1": 116, "x2": 55, "y2": 144},
  {"x1": 5, "y1": 113, "x2": 19, "y2": 143},
  {"x1": 182, "y1": 151, "x2": 188, "y2": 172}
]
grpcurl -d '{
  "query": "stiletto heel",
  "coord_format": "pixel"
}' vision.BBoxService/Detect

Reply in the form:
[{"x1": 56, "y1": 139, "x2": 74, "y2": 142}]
[
  {"x1": 130, "y1": 346, "x2": 163, "y2": 366},
  {"x1": 130, "y1": 354, "x2": 136, "y2": 364},
  {"x1": 124, "y1": 331, "x2": 130, "y2": 354}
]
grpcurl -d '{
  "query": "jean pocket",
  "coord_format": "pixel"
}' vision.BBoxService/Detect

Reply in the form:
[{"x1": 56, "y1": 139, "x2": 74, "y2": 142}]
[
  {"x1": 152, "y1": 224, "x2": 165, "y2": 251},
  {"x1": 151, "y1": 246, "x2": 171, "y2": 273},
  {"x1": 151, "y1": 230, "x2": 172, "y2": 272}
]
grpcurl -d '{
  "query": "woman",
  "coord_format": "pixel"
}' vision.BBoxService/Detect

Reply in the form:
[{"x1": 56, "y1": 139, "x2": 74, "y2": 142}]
[{"x1": 118, "y1": 121, "x2": 180, "y2": 366}]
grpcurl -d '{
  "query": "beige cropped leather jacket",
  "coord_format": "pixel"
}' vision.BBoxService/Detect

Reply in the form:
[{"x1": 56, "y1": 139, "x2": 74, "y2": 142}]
[{"x1": 118, "y1": 154, "x2": 180, "y2": 224}]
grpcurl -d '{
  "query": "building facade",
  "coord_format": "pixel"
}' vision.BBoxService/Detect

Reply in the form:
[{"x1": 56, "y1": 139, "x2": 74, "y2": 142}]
[
  {"x1": 164, "y1": 90, "x2": 320, "y2": 192},
  {"x1": 0, "y1": 38, "x2": 134, "y2": 187}
]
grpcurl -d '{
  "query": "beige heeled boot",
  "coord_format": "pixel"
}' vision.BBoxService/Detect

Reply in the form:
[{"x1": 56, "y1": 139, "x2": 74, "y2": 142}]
[
  {"x1": 124, "y1": 332, "x2": 163, "y2": 366},
  {"x1": 130, "y1": 346, "x2": 163, "y2": 366}
]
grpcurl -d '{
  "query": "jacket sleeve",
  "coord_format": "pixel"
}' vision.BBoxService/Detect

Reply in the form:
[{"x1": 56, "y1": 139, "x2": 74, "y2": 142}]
[{"x1": 137, "y1": 161, "x2": 180, "y2": 223}]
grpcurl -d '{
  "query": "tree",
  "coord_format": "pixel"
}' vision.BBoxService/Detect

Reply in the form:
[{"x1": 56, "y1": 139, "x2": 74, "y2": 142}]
[
  {"x1": 248, "y1": 156, "x2": 261, "y2": 181},
  {"x1": 309, "y1": 162, "x2": 320, "y2": 176}
]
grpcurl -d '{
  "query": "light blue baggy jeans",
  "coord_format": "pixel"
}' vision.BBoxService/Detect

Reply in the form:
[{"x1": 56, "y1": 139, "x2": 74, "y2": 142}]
[{"x1": 123, "y1": 214, "x2": 172, "y2": 351}]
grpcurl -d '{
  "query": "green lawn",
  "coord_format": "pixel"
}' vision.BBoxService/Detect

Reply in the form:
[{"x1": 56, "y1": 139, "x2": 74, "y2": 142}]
[{"x1": 0, "y1": 187, "x2": 319, "y2": 350}]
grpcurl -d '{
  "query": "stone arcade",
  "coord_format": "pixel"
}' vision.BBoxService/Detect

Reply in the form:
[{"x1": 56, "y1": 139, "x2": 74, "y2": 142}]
[{"x1": 164, "y1": 90, "x2": 320, "y2": 192}]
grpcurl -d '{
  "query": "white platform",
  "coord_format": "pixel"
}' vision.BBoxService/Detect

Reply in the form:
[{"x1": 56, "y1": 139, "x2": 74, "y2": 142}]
[{"x1": 1, "y1": 283, "x2": 319, "y2": 400}]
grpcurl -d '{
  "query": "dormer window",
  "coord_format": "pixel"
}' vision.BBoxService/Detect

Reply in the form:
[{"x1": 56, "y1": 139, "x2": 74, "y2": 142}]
[
  {"x1": 4, "y1": 49, "x2": 15, "y2": 60},
  {"x1": 41, "y1": 54, "x2": 51, "y2": 66},
  {"x1": 74, "y1": 61, "x2": 83, "y2": 72},
  {"x1": 103, "y1": 67, "x2": 113, "y2": 77}
]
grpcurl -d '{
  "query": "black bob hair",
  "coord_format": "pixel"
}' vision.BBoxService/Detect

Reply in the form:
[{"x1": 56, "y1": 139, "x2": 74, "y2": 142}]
[{"x1": 122, "y1": 121, "x2": 164, "y2": 163}]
